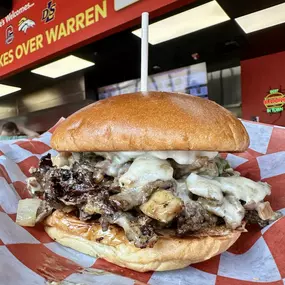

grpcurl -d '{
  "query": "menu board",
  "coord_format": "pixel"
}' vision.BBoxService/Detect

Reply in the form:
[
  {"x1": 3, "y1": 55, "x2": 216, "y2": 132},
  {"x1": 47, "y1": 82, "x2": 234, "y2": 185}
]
[{"x1": 98, "y1": 62, "x2": 208, "y2": 100}]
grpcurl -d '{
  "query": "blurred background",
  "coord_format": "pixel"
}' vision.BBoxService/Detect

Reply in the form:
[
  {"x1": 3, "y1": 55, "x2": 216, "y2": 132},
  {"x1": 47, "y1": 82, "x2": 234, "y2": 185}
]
[{"x1": 1, "y1": 0, "x2": 285, "y2": 133}]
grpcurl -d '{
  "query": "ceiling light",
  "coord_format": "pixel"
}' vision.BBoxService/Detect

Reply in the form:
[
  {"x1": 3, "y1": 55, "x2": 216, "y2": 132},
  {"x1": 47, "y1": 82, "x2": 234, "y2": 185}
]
[
  {"x1": 132, "y1": 1, "x2": 230, "y2": 45},
  {"x1": 31, "y1": 55, "x2": 95, "y2": 78},
  {"x1": 235, "y1": 3, "x2": 285, "y2": 34},
  {"x1": 0, "y1": 84, "x2": 21, "y2": 96}
]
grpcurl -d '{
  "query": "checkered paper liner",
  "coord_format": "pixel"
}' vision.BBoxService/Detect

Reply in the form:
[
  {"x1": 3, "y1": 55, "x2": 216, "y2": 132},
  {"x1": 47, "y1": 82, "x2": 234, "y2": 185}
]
[{"x1": 0, "y1": 119, "x2": 285, "y2": 285}]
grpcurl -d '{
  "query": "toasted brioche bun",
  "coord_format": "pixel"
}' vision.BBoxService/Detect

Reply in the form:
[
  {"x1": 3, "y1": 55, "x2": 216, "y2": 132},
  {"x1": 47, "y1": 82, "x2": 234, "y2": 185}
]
[
  {"x1": 45, "y1": 210, "x2": 241, "y2": 272},
  {"x1": 51, "y1": 92, "x2": 249, "y2": 152}
]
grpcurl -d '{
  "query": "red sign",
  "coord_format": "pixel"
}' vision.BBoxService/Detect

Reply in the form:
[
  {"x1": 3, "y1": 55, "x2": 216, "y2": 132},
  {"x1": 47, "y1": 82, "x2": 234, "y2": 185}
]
[{"x1": 0, "y1": 0, "x2": 193, "y2": 78}]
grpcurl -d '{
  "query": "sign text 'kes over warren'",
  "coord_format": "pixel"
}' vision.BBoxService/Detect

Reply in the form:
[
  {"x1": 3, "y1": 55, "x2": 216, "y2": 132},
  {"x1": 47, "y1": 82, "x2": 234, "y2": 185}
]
[{"x1": 0, "y1": 0, "x2": 107, "y2": 68}]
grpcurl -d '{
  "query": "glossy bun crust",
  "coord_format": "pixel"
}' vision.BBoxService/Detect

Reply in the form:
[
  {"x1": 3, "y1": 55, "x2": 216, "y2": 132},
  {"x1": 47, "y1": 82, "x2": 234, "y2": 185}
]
[
  {"x1": 45, "y1": 210, "x2": 241, "y2": 272},
  {"x1": 51, "y1": 92, "x2": 249, "y2": 152}
]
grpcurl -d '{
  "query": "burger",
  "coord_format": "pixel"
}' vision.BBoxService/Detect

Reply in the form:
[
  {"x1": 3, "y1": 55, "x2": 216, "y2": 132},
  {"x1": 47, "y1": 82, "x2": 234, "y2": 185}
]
[{"x1": 16, "y1": 91, "x2": 281, "y2": 272}]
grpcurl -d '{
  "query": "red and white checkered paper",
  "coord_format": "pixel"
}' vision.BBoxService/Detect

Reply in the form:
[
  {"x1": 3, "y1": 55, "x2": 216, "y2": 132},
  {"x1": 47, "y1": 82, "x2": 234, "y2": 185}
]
[{"x1": 0, "y1": 119, "x2": 285, "y2": 285}]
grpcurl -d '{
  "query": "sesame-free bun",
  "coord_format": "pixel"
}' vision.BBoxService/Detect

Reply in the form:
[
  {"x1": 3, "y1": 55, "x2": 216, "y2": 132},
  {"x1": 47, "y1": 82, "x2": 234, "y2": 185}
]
[
  {"x1": 45, "y1": 210, "x2": 241, "y2": 272},
  {"x1": 51, "y1": 92, "x2": 249, "y2": 152}
]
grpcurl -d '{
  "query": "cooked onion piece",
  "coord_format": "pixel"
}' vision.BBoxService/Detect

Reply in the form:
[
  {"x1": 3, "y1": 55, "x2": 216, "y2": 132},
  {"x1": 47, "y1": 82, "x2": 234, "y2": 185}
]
[{"x1": 16, "y1": 198, "x2": 42, "y2": 227}]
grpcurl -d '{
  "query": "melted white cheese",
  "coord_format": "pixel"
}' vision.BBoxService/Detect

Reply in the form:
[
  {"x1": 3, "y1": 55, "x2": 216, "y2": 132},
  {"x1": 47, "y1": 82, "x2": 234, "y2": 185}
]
[
  {"x1": 95, "y1": 151, "x2": 218, "y2": 177},
  {"x1": 26, "y1": 177, "x2": 43, "y2": 196},
  {"x1": 186, "y1": 174, "x2": 270, "y2": 205},
  {"x1": 148, "y1": 151, "x2": 218, "y2": 165},
  {"x1": 186, "y1": 174, "x2": 224, "y2": 201},
  {"x1": 175, "y1": 180, "x2": 191, "y2": 202},
  {"x1": 214, "y1": 176, "x2": 271, "y2": 206},
  {"x1": 95, "y1": 152, "x2": 143, "y2": 165},
  {"x1": 186, "y1": 173, "x2": 271, "y2": 229},
  {"x1": 119, "y1": 156, "x2": 173, "y2": 189},
  {"x1": 51, "y1": 153, "x2": 74, "y2": 168},
  {"x1": 95, "y1": 152, "x2": 142, "y2": 177},
  {"x1": 200, "y1": 195, "x2": 245, "y2": 229}
]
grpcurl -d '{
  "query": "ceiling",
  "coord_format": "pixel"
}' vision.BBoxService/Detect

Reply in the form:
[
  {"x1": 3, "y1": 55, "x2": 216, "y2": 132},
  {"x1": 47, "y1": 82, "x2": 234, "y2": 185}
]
[
  {"x1": 2, "y1": 0, "x2": 285, "y2": 97},
  {"x1": 0, "y1": 1, "x2": 12, "y2": 18}
]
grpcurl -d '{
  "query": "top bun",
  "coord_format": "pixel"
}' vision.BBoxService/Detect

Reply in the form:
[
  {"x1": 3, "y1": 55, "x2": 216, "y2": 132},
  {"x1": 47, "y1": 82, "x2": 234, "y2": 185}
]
[{"x1": 51, "y1": 92, "x2": 249, "y2": 152}]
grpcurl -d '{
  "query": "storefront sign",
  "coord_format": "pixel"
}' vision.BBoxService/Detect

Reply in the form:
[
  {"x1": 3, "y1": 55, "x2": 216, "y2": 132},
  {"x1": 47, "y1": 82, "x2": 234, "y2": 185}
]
[
  {"x1": 0, "y1": 0, "x2": 192, "y2": 78},
  {"x1": 263, "y1": 89, "x2": 285, "y2": 113}
]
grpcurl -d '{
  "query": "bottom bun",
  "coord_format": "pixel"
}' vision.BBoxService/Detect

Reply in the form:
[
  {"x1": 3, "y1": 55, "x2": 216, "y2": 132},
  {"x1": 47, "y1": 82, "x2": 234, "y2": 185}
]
[{"x1": 44, "y1": 210, "x2": 241, "y2": 272}]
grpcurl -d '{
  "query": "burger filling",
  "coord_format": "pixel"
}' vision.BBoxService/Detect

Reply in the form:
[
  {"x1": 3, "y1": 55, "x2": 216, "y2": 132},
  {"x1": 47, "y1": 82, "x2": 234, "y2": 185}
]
[{"x1": 25, "y1": 151, "x2": 281, "y2": 248}]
